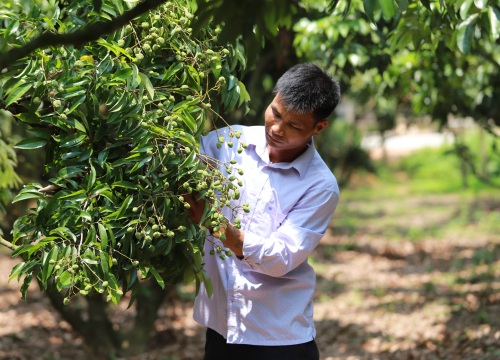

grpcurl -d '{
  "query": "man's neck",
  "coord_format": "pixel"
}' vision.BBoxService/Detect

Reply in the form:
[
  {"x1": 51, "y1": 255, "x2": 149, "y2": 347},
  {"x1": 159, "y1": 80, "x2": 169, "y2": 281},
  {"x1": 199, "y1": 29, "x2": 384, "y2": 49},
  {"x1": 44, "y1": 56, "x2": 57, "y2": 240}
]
[{"x1": 267, "y1": 143, "x2": 309, "y2": 164}]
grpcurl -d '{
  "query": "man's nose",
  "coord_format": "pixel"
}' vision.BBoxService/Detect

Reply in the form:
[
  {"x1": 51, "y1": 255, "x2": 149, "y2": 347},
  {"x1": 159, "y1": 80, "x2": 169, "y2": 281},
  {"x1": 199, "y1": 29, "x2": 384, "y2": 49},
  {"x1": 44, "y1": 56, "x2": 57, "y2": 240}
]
[{"x1": 272, "y1": 121, "x2": 284, "y2": 136}]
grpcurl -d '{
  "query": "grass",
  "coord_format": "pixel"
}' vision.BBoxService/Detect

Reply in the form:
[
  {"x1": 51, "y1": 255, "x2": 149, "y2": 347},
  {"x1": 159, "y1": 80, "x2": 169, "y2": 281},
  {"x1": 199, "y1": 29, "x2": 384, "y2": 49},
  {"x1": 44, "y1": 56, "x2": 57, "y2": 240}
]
[{"x1": 332, "y1": 129, "x2": 500, "y2": 243}]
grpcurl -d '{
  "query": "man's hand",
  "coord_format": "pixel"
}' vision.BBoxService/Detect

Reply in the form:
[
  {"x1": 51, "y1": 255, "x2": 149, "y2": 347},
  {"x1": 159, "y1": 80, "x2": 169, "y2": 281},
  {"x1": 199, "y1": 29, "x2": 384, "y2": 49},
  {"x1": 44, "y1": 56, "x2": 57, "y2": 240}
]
[
  {"x1": 183, "y1": 193, "x2": 245, "y2": 259},
  {"x1": 183, "y1": 192, "x2": 206, "y2": 225}
]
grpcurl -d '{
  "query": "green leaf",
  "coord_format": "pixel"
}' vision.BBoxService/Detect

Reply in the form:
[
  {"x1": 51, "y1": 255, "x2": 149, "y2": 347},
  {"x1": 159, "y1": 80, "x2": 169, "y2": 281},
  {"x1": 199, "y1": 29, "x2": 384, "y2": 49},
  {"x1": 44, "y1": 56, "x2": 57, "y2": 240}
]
[
  {"x1": 12, "y1": 191, "x2": 43, "y2": 203},
  {"x1": 114, "y1": 194, "x2": 133, "y2": 219},
  {"x1": 15, "y1": 112, "x2": 42, "y2": 125},
  {"x1": 201, "y1": 270, "x2": 213, "y2": 297},
  {"x1": 58, "y1": 270, "x2": 73, "y2": 288},
  {"x1": 99, "y1": 251, "x2": 109, "y2": 274},
  {"x1": 9, "y1": 262, "x2": 26, "y2": 282},
  {"x1": 83, "y1": 258, "x2": 98, "y2": 265},
  {"x1": 60, "y1": 88, "x2": 86, "y2": 99},
  {"x1": 138, "y1": 72, "x2": 154, "y2": 99},
  {"x1": 88, "y1": 164, "x2": 97, "y2": 190},
  {"x1": 42, "y1": 246, "x2": 59, "y2": 283},
  {"x1": 50, "y1": 227, "x2": 77, "y2": 242},
  {"x1": 12, "y1": 237, "x2": 56, "y2": 257},
  {"x1": 111, "y1": 181, "x2": 137, "y2": 190},
  {"x1": 378, "y1": 0, "x2": 397, "y2": 19},
  {"x1": 56, "y1": 166, "x2": 85, "y2": 178},
  {"x1": 183, "y1": 265, "x2": 195, "y2": 283},
  {"x1": 108, "y1": 91, "x2": 128, "y2": 113},
  {"x1": 457, "y1": 14, "x2": 478, "y2": 53},
  {"x1": 66, "y1": 95, "x2": 87, "y2": 116},
  {"x1": 488, "y1": 7, "x2": 499, "y2": 40},
  {"x1": 98, "y1": 223, "x2": 108, "y2": 250},
  {"x1": 14, "y1": 138, "x2": 47, "y2": 150},
  {"x1": 237, "y1": 81, "x2": 250, "y2": 107},
  {"x1": 114, "y1": 67, "x2": 133, "y2": 81},
  {"x1": 59, "y1": 133, "x2": 87, "y2": 148},
  {"x1": 163, "y1": 63, "x2": 183, "y2": 82},
  {"x1": 180, "y1": 109, "x2": 198, "y2": 133},
  {"x1": 473, "y1": 0, "x2": 485, "y2": 10},
  {"x1": 363, "y1": 0, "x2": 379, "y2": 22},
  {"x1": 97, "y1": 39, "x2": 134, "y2": 60},
  {"x1": 21, "y1": 273, "x2": 33, "y2": 300},
  {"x1": 460, "y1": 0, "x2": 474, "y2": 19},
  {"x1": 149, "y1": 266, "x2": 165, "y2": 289},
  {"x1": 59, "y1": 189, "x2": 87, "y2": 201},
  {"x1": 5, "y1": 83, "x2": 32, "y2": 106}
]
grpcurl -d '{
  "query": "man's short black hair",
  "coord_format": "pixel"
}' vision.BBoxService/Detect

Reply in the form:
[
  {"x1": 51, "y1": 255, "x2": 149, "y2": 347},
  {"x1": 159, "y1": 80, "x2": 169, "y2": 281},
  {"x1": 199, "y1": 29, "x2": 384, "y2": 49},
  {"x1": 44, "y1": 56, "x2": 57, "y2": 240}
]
[{"x1": 273, "y1": 63, "x2": 341, "y2": 122}]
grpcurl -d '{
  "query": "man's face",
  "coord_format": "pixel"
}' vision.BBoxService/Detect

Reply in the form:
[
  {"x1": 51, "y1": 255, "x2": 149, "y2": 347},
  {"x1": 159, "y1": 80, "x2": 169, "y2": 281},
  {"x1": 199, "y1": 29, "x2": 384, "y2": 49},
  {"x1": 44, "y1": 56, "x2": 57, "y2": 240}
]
[{"x1": 264, "y1": 94, "x2": 327, "y2": 163}]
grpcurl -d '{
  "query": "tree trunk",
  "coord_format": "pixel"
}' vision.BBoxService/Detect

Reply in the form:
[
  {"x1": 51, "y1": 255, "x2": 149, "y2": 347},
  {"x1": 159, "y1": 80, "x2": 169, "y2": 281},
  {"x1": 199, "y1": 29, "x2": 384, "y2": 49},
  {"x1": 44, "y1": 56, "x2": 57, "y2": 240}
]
[
  {"x1": 120, "y1": 281, "x2": 175, "y2": 356},
  {"x1": 44, "y1": 284, "x2": 121, "y2": 358},
  {"x1": 42, "y1": 279, "x2": 176, "y2": 359}
]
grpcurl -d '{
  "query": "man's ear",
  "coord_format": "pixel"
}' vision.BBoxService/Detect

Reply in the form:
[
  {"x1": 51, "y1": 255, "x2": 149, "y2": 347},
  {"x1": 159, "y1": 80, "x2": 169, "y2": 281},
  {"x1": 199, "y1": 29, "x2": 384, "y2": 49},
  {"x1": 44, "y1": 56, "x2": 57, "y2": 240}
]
[{"x1": 313, "y1": 120, "x2": 328, "y2": 135}]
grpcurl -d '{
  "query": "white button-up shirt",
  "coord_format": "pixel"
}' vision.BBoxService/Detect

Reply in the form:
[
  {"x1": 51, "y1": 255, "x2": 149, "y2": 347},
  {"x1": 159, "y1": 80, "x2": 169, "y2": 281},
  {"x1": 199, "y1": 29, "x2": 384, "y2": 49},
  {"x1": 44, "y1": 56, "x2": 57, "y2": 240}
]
[{"x1": 193, "y1": 125, "x2": 339, "y2": 345}]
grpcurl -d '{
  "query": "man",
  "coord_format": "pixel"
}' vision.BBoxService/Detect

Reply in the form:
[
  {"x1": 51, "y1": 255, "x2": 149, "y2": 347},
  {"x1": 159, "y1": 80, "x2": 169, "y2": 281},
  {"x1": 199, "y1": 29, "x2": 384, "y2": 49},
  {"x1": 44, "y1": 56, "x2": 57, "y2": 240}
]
[{"x1": 185, "y1": 63, "x2": 341, "y2": 360}]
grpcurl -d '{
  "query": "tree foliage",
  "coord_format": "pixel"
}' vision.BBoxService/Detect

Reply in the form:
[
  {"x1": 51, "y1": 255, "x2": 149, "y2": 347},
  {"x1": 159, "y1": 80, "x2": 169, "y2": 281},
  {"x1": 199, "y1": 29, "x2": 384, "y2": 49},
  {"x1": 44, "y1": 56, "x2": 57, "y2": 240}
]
[
  {"x1": 293, "y1": 0, "x2": 500, "y2": 126},
  {"x1": 1, "y1": 0, "x2": 249, "y2": 306}
]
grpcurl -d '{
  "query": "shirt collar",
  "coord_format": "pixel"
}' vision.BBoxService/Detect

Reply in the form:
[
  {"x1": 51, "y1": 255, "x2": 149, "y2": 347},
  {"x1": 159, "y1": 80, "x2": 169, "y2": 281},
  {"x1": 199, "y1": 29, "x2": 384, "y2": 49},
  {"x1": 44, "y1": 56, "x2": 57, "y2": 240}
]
[{"x1": 251, "y1": 127, "x2": 316, "y2": 180}]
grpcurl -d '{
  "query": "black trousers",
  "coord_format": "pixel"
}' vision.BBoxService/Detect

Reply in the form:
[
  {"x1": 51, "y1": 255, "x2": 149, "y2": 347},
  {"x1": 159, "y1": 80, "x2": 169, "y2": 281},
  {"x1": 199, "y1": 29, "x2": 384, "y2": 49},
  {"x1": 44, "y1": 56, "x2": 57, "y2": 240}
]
[{"x1": 203, "y1": 328, "x2": 320, "y2": 360}]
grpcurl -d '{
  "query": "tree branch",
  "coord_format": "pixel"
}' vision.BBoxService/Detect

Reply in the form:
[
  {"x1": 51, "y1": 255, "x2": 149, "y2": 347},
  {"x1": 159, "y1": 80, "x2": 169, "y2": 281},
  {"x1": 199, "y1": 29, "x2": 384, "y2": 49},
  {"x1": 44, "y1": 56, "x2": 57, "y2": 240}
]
[
  {"x1": 0, "y1": 0, "x2": 167, "y2": 69},
  {"x1": 0, "y1": 234, "x2": 17, "y2": 251}
]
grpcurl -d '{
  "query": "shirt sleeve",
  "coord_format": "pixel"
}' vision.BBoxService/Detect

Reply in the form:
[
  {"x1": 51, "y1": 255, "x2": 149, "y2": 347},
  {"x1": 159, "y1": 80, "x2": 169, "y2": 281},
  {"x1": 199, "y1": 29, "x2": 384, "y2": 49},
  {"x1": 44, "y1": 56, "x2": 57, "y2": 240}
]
[{"x1": 240, "y1": 184, "x2": 339, "y2": 277}]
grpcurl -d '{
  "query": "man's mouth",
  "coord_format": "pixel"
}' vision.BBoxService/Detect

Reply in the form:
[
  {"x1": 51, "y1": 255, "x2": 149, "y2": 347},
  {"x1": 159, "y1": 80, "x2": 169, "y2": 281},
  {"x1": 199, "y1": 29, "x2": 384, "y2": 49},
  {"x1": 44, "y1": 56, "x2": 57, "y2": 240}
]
[{"x1": 267, "y1": 132, "x2": 282, "y2": 144}]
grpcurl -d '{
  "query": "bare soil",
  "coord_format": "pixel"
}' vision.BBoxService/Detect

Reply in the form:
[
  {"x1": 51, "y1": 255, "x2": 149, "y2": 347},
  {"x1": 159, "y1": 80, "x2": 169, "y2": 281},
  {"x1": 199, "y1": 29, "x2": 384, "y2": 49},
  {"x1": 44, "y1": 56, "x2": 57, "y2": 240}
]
[{"x1": 1, "y1": 193, "x2": 499, "y2": 360}]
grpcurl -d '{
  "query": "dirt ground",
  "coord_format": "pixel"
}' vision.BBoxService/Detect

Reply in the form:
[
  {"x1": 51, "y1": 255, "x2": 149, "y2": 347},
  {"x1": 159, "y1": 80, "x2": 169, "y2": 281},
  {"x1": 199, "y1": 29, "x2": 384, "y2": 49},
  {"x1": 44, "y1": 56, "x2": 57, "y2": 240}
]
[{"x1": 1, "y1": 192, "x2": 499, "y2": 360}]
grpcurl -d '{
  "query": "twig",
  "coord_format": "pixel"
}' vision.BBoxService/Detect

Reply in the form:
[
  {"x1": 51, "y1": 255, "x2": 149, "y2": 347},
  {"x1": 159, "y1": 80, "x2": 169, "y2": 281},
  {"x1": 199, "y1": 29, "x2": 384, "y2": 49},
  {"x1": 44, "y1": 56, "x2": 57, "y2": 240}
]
[
  {"x1": 0, "y1": 0, "x2": 167, "y2": 69},
  {"x1": 0, "y1": 235, "x2": 18, "y2": 251}
]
